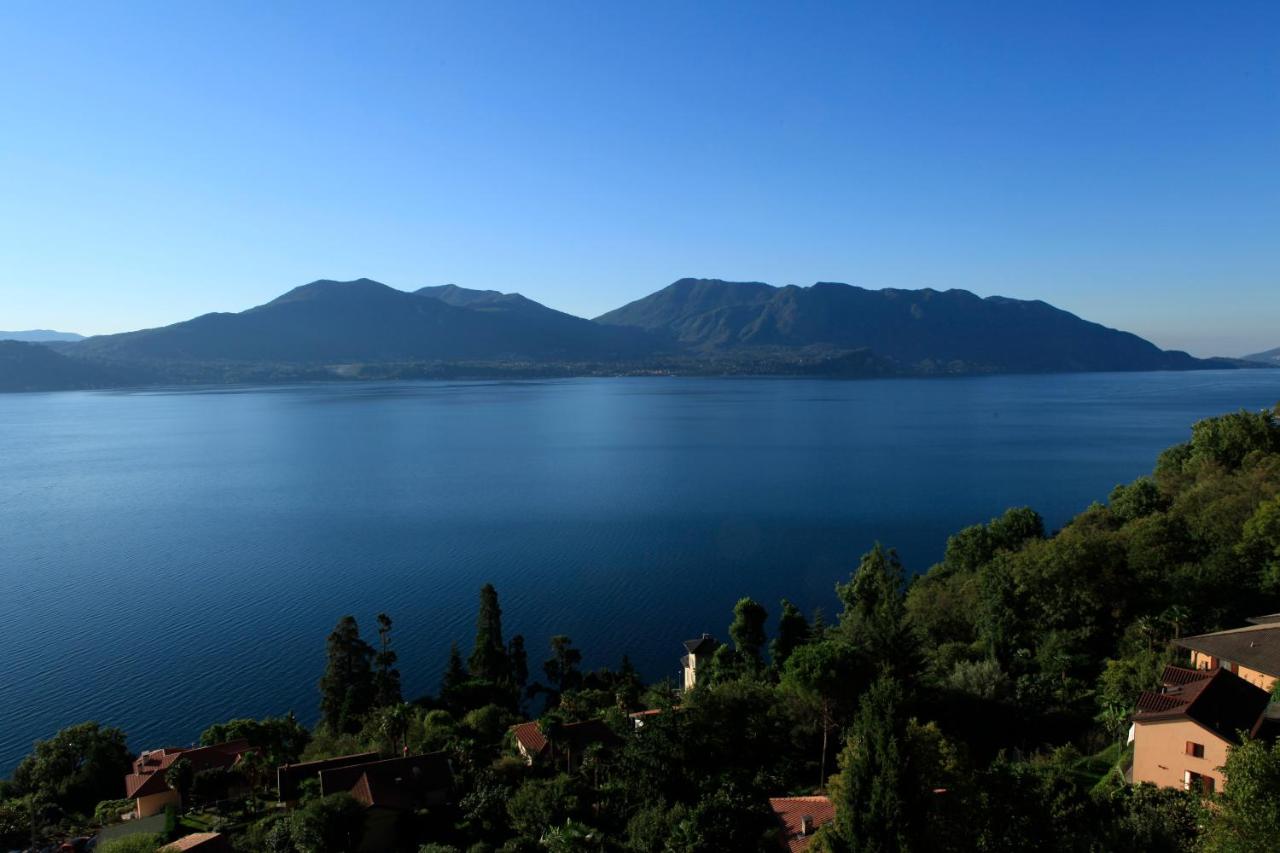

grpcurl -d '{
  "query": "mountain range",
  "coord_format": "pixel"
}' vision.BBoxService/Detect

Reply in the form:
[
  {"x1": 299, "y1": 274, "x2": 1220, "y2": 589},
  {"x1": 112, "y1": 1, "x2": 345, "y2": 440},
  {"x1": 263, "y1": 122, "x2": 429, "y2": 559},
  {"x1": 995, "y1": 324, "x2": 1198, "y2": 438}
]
[
  {"x1": 0, "y1": 329, "x2": 84, "y2": 342},
  {"x1": 2, "y1": 277, "x2": 1261, "y2": 391},
  {"x1": 1243, "y1": 347, "x2": 1280, "y2": 366}
]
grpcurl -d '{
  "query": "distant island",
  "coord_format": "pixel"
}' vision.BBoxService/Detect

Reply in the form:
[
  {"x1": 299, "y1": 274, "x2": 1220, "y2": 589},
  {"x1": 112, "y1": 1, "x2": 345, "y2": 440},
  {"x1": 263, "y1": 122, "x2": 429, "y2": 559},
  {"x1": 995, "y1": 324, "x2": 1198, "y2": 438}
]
[
  {"x1": 0, "y1": 329, "x2": 84, "y2": 342},
  {"x1": 0, "y1": 278, "x2": 1266, "y2": 392}
]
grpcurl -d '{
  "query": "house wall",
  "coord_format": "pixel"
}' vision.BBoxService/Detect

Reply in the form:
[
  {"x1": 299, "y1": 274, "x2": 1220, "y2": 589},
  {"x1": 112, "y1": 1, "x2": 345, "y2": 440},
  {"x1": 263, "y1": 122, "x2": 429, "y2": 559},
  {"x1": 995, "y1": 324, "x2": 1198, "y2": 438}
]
[
  {"x1": 1188, "y1": 651, "x2": 1277, "y2": 691},
  {"x1": 683, "y1": 654, "x2": 698, "y2": 691},
  {"x1": 1132, "y1": 719, "x2": 1230, "y2": 792},
  {"x1": 135, "y1": 789, "x2": 180, "y2": 818}
]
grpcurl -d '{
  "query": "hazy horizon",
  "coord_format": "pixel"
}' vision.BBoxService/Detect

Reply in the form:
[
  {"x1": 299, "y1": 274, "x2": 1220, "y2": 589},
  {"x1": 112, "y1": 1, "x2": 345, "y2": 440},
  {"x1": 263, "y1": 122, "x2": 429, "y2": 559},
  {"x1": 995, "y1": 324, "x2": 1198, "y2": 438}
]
[{"x1": 3, "y1": 2, "x2": 1278, "y2": 357}]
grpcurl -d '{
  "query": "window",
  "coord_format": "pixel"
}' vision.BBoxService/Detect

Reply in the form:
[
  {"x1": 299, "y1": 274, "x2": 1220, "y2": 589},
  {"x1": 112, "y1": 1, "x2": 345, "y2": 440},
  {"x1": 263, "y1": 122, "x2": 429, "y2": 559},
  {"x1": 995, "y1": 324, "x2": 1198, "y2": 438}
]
[
  {"x1": 1185, "y1": 741, "x2": 1205, "y2": 758},
  {"x1": 1184, "y1": 771, "x2": 1215, "y2": 794}
]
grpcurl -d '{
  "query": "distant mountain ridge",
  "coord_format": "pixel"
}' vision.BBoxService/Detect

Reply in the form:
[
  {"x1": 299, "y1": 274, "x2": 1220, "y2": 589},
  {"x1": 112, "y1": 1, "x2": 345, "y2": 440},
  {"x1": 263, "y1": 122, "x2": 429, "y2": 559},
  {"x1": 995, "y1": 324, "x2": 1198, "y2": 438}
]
[
  {"x1": 1, "y1": 277, "x2": 1260, "y2": 391},
  {"x1": 1243, "y1": 347, "x2": 1280, "y2": 366},
  {"x1": 596, "y1": 278, "x2": 1209, "y2": 373},
  {"x1": 0, "y1": 329, "x2": 84, "y2": 342}
]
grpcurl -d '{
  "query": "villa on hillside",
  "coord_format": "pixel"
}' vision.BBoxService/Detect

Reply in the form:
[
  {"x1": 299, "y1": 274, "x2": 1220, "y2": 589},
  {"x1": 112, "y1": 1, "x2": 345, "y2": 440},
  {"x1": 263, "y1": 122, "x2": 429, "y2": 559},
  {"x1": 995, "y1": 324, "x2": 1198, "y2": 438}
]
[
  {"x1": 681, "y1": 634, "x2": 719, "y2": 690},
  {"x1": 1130, "y1": 664, "x2": 1273, "y2": 793},
  {"x1": 768, "y1": 796, "x2": 834, "y2": 852},
  {"x1": 509, "y1": 719, "x2": 620, "y2": 768},
  {"x1": 124, "y1": 740, "x2": 257, "y2": 818},
  {"x1": 1177, "y1": 618, "x2": 1280, "y2": 691},
  {"x1": 276, "y1": 752, "x2": 380, "y2": 805}
]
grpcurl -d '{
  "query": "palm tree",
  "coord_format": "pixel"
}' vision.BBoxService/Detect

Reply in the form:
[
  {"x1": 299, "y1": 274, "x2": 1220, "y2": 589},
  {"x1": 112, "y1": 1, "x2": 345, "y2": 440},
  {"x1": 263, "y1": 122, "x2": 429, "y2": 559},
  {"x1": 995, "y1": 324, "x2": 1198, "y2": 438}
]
[
  {"x1": 378, "y1": 703, "x2": 414, "y2": 755},
  {"x1": 237, "y1": 750, "x2": 269, "y2": 811}
]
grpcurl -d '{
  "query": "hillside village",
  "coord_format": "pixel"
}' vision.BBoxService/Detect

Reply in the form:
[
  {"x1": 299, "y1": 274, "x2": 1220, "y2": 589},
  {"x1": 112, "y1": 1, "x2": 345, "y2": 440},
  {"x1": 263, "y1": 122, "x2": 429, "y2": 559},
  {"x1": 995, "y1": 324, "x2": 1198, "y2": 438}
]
[{"x1": 4, "y1": 404, "x2": 1280, "y2": 852}]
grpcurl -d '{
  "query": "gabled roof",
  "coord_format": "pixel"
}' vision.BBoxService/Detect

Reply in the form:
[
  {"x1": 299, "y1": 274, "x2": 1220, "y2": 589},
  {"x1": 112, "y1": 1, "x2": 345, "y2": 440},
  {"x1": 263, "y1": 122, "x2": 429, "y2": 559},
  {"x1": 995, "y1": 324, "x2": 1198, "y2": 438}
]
[
  {"x1": 683, "y1": 634, "x2": 719, "y2": 656},
  {"x1": 276, "y1": 752, "x2": 380, "y2": 801},
  {"x1": 1176, "y1": 623, "x2": 1280, "y2": 678},
  {"x1": 126, "y1": 740, "x2": 253, "y2": 799},
  {"x1": 768, "y1": 796, "x2": 835, "y2": 853},
  {"x1": 1133, "y1": 666, "x2": 1270, "y2": 744},
  {"x1": 509, "y1": 719, "x2": 621, "y2": 757},
  {"x1": 318, "y1": 752, "x2": 453, "y2": 808}
]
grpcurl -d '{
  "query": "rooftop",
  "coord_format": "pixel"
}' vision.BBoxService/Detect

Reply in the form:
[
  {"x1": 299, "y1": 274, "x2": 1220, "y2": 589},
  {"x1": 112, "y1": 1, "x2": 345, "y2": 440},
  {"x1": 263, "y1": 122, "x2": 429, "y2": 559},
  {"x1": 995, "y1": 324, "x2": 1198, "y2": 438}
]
[
  {"x1": 768, "y1": 796, "x2": 835, "y2": 853},
  {"x1": 1176, "y1": 623, "x2": 1280, "y2": 678},
  {"x1": 159, "y1": 832, "x2": 231, "y2": 852},
  {"x1": 1133, "y1": 666, "x2": 1270, "y2": 743}
]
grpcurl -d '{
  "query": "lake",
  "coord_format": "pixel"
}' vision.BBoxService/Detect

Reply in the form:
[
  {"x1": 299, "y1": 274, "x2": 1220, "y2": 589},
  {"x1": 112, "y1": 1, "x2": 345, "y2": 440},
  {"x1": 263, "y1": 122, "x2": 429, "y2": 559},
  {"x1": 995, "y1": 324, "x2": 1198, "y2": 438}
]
[{"x1": 1, "y1": 371, "x2": 1278, "y2": 773}]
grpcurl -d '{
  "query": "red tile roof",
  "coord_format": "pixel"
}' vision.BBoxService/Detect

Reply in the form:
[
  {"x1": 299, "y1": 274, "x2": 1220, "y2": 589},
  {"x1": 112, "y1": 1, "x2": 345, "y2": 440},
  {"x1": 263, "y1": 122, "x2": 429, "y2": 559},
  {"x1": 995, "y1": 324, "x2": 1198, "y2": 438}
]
[
  {"x1": 318, "y1": 752, "x2": 453, "y2": 810},
  {"x1": 276, "y1": 752, "x2": 380, "y2": 801},
  {"x1": 769, "y1": 796, "x2": 835, "y2": 853},
  {"x1": 159, "y1": 833, "x2": 231, "y2": 852},
  {"x1": 511, "y1": 721, "x2": 549, "y2": 755},
  {"x1": 125, "y1": 740, "x2": 254, "y2": 800},
  {"x1": 1133, "y1": 666, "x2": 1270, "y2": 743}
]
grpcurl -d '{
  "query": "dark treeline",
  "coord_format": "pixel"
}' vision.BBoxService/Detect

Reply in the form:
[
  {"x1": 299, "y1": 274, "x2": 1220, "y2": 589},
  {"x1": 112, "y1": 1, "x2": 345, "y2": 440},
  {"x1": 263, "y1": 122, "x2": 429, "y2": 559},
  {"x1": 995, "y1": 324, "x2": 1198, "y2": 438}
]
[{"x1": 4, "y1": 405, "x2": 1280, "y2": 852}]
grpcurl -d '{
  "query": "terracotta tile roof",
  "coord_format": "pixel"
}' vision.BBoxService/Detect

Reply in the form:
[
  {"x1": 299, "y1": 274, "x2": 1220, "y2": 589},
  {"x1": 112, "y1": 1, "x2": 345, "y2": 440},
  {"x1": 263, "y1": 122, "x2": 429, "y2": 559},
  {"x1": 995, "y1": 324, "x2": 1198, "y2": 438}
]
[
  {"x1": 125, "y1": 740, "x2": 254, "y2": 800},
  {"x1": 769, "y1": 796, "x2": 835, "y2": 853},
  {"x1": 277, "y1": 752, "x2": 380, "y2": 801},
  {"x1": 1133, "y1": 667, "x2": 1270, "y2": 743},
  {"x1": 511, "y1": 721, "x2": 548, "y2": 755},
  {"x1": 1177, "y1": 623, "x2": 1280, "y2": 678},
  {"x1": 159, "y1": 833, "x2": 231, "y2": 852}
]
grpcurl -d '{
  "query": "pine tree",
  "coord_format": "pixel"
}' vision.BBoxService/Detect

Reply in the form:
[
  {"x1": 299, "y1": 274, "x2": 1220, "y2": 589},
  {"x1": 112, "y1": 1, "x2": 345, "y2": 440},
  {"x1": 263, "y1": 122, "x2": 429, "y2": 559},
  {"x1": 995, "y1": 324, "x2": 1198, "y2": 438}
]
[
  {"x1": 442, "y1": 642, "x2": 468, "y2": 695},
  {"x1": 771, "y1": 598, "x2": 810, "y2": 669},
  {"x1": 373, "y1": 613, "x2": 402, "y2": 708},
  {"x1": 318, "y1": 615, "x2": 375, "y2": 734},
  {"x1": 468, "y1": 584, "x2": 510, "y2": 683},
  {"x1": 729, "y1": 597, "x2": 768, "y2": 671}
]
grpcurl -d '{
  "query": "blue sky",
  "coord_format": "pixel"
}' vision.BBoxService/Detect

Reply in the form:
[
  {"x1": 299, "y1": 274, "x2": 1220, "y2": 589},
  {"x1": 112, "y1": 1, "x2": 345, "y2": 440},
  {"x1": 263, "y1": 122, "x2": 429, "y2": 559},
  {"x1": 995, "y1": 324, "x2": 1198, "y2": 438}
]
[{"x1": 2, "y1": 1, "x2": 1277, "y2": 356}]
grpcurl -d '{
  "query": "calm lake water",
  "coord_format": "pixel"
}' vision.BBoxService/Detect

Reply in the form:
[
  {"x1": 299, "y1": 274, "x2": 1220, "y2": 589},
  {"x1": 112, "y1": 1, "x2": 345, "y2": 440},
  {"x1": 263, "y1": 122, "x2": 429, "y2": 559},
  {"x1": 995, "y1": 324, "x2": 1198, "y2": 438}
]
[{"x1": 2, "y1": 371, "x2": 1279, "y2": 772}]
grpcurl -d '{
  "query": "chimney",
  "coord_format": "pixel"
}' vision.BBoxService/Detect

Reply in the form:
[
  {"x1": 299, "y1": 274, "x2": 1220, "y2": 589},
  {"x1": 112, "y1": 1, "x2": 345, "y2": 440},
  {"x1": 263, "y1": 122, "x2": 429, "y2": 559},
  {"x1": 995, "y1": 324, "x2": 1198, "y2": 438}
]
[{"x1": 801, "y1": 815, "x2": 814, "y2": 836}]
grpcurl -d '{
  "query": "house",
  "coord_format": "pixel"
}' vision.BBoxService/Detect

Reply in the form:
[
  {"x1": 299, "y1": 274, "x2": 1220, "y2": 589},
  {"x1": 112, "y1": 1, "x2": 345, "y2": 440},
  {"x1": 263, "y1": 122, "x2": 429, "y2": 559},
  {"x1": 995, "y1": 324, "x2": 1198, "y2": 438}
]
[
  {"x1": 124, "y1": 740, "x2": 255, "y2": 818},
  {"x1": 509, "y1": 719, "x2": 621, "y2": 768},
  {"x1": 1177, "y1": 620, "x2": 1280, "y2": 691},
  {"x1": 316, "y1": 752, "x2": 454, "y2": 853},
  {"x1": 158, "y1": 832, "x2": 232, "y2": 852},
  {"x1": 681, "y1": 633, "x2": 719, "y2": 690},
  {"x1": 628, "y1": 709, "x2": 662, "y2": 730},
  {"x1": 1130, "y1": 665, "x2": 1271, "y2": 793},
  {"x1": 768, "y1": 796, "x2": 835, "y2": 852},
  {"x1": 276, "y1": 752, "x2": 380, "y2": 805}
]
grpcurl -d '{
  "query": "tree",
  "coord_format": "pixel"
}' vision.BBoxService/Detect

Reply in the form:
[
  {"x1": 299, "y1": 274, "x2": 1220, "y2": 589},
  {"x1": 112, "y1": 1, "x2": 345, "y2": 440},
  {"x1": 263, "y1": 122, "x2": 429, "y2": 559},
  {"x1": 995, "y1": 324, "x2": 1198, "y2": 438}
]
[
  {"x1": 836, "y1": 543, "x2": 915, "y2": 676},
  {"x1": 508, "y1": 634, "x2": 529, "y2": 691},
  {"x1": 164, "y1": 758, "x2": 194, "y2": 809},
  {"x1": 507, "y1": 774, "x2": 580, "y2": 841},
  {"x1": 373, "y1": 612, "x2": 402, "y2": 708},
  {"x1": 828, "y1": 675, "x2": 922, "y2": 853},
  {"x1": 238, "y1": 750, "x2": 270, "y2": 810},
  {"x1": 1201, "y1": 737, "x2": 1280, "y2": 852},
  {"x1": 199, "y1": 713, "x2": 311, "y2": 765},
  {"x1": 781, "y1": 640, "x2": 861, "y2": 790},
  {"x1": 318, "y1": 616, "x2": 376, "y2": 734},
  {"x1": 10, "y1": 721, "x2": 132, "y2": 816},
  {"x1": 442, "y1": 642, "x2": 468, "y2": 695},
  {"x1": 728, "y1": 597, "x2": 768, "y2": 672},
  {"x1": 469, "y1": 583, "x2": 509, "y2": 683},
  {"x1": 544, "y1": 635, "x2": 584, "y2": 697},
  {"x1": 770, "y1": 598, "x2": 809, "y2": 669},
  {"x1": 291, "y1": 792, "x2": 366, "y2": 852}
]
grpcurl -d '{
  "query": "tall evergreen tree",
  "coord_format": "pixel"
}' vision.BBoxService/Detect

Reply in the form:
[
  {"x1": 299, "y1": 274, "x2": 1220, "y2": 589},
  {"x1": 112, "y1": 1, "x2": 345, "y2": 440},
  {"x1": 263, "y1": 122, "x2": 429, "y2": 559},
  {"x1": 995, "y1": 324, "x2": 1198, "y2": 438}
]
[
  {"x1": 373, "y1": 612, "x2": 402, "y2": 708},
  {"x1": 442, "y1": 642, "x2": 468, "y2": 695},
  {"x1": 771, "y1": 598, "x2": 810, "y2": 669},
  {"x1": 729, "y1": 597, "x2": 768, "y2": 671},
  {"x1": 837, "y1": 543, "x2": 915, "y2": 676},
  {"x1": 828, "y1": 675, "x2": 920, "y2": 853},
  {"x1": 318, "y1": 615, "x2": 375, "y2": 734},
  {"x1": 543, "y1": 635, "x2": 583, "y2": 696},
  {"x1": 508, "y1": 634, "x2": 529, "y2": 690},
  {"x1": 469, "y1": 583, "x2": 510, "y2": 682}
]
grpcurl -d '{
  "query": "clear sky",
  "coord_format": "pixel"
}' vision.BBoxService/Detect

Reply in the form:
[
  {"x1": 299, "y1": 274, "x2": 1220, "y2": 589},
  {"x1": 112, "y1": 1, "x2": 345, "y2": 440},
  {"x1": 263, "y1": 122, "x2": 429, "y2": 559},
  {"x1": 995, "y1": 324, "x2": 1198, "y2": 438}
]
[{"x1": 2, "y1": 1, "x2": 1277, "y2": 356}]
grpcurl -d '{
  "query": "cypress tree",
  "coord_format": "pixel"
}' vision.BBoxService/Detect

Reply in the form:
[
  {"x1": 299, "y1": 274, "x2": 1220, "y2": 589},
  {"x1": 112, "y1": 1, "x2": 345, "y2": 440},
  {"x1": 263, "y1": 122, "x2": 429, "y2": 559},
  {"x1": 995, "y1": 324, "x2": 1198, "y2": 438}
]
[
  {"x1": 318, "y1": 616, "x2": 375, "y2": 734},
  {"x1": 442, "y1": 642, "x2": 468, "y2": 696},
  {"x1": 508, "y1": 634, "x2": 529, "y2": 690},
  {"x1": 468, "y1": 583, "x2": 510, "y2": 682},
  {"x1": 771, "y1": 598, "x2": 810, "y2": 669},
  {"x1": 836, "y1": 543, "x2": 915, "y2": 676},
  {"x1": 373, "y1": 612, "x2": 402, "y2": 708}
]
